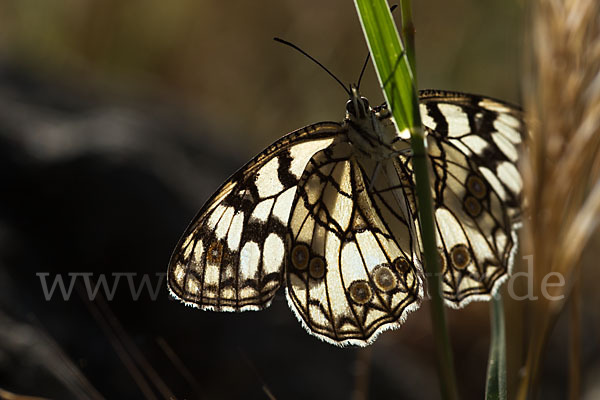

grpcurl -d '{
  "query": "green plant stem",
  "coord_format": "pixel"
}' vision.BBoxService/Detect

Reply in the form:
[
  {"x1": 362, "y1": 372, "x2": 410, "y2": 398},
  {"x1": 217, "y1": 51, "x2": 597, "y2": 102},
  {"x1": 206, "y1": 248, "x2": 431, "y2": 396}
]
[
  {"x1": 353, "y1": 1, "x2": 458, "y2": 399},
  {"x1": 485, "y1": 295, "x2": 507, "y2": 399},
  {"x1": 411, "y1": 125, "x2": 459, "y2": 400}
]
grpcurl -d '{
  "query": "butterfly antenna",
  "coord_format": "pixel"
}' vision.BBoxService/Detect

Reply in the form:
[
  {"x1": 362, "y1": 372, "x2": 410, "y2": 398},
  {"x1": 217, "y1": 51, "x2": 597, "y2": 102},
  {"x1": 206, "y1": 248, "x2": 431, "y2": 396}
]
[
  {"x1": 356, "y1": 4, "x2": 398, "y2": 91},
  {"x1": 274, "y1": 37, "x2": 351, "y2": 97},
  {"x1": 356, "y1": 53, "x2": 371, "y2": 91}
]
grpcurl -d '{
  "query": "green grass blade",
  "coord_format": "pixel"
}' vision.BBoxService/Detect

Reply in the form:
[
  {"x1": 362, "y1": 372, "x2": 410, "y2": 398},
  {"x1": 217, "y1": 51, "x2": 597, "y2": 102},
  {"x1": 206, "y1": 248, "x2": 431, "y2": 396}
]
[
  {"x1": 486, "y1": 295, "x2": 507, "y2": 400},
  {"x1": 353, "y1": 0, "x2": 418, "y2": 133},
  {"x1": 353, "y1": 1, "x2": 458, "y2": 399}
]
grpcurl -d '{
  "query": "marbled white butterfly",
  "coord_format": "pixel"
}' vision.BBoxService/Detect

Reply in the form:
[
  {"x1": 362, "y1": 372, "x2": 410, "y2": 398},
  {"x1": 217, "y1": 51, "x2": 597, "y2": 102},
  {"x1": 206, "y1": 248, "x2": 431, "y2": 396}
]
[{"x1": 167, "y1": 83, "x2": 523, "y2": 346}]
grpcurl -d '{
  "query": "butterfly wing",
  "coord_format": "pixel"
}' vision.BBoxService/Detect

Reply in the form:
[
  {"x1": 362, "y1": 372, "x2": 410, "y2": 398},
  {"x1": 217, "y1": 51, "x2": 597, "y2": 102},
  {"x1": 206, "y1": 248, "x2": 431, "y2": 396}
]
[
  {"x1": 417, "y1": 90, "x2": 524, "y2": 307},
  {"x1": 168, "y1": 122, "x2": 343, "y2": 311},
  {"x1": 286, "y1": 140, "x2": 422, "y2": 346}
]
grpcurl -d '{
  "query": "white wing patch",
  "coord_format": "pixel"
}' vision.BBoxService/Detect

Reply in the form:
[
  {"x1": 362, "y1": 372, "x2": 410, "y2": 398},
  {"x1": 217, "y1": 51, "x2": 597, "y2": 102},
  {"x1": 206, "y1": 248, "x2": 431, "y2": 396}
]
[
  {"x1": 272, "y1": 187, "x2": 297, "y2": 223},
  {"x1": 492, "y1": 131, "x2": 519, "y2": 162},
  {"x1": 420, "y1": 103, "x2": 436, "y2": 130},
  {"x1": 207, "y1": 204, "x2": 226, "y2": 229},
  {"x1": 494, "y1": 116, "x2": 522, "y2": 142},
  {"x1": 289, "y1": 138, "x2": 336, "y2": 177},
  {"x1": 497, "y1": 161, "x2": 522, "y2": 194},
  {"x1": 462, "y1": 135, "x2": 488, "y2": 154},
  {"x1": 479, "y1": 166, "x2": 508, "y2": 201},
  {"x1": 215, "y1": 206, "x2": 235, "y2": 239},
  {"x1": 227, "y1": 211, "x2": 244, "y2": 251},
  {"x1": 255, "y1": 158, "x2": 284, "y2": 198},
  {"x1": 250, "y1": 199, "x2": 274, "y2": 222},
  {"x1": 263, "y1": 233, "x2": 285, "y2": 274},
  {"x1": 239, "y1": 241, "x2": 260, "y2": 281},
  {"x1": 438, "y1": 103, "x2": 470, "y2": 137}
]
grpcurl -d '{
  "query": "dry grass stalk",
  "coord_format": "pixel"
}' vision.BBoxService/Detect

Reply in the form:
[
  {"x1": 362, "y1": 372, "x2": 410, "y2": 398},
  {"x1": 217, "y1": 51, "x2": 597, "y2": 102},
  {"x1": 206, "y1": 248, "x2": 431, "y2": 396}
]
[{"x1": 518, "y1": 0, "x2": 600, "y2": 397}]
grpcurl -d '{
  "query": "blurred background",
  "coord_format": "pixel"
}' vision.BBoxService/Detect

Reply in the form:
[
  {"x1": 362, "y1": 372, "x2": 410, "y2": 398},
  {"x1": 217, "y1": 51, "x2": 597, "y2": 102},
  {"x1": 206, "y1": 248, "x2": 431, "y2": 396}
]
[{"x1": 1, "y1": 0, "x2": 596, "y2": 399}]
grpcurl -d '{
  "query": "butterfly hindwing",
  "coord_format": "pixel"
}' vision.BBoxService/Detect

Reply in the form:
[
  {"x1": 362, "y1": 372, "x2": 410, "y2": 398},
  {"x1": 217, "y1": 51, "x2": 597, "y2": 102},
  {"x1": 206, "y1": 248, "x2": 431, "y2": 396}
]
[
  {"x1": 417, "y1": 90, "x2": 524, "y2": 307},
  {"x1": 286, "y1": 141, "x2": 422, "y2": 346},
  {"x1": 168, "y1": 123, "x2": 343, "y2": 311}
]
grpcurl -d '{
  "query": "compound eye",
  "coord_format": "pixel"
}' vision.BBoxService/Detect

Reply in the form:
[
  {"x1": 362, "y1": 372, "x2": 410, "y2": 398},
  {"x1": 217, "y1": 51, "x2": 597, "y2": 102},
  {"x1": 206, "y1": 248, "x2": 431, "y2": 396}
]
[
  {"x1": 345, "y1": 97, "x2": 370, "y2": 117},
  {"x1": 360, "y1": 97, "x2": 369, "y2": 109},
  {"x1": 345, "y1": 100, "x2": 357, "y2": 116}
]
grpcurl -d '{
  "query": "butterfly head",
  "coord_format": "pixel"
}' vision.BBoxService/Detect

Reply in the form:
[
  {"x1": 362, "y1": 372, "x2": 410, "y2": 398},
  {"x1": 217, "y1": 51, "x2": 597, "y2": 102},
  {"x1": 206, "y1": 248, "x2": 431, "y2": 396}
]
[
  {"x1": 345, "y1": 85, "x2": 373, "y2": 122},
  {"x1": 345, "y1": 85, "x2": 405, "y2": 160},
  {"x1": 345, "y1": 86, "x2": 371, "y2": 121}
]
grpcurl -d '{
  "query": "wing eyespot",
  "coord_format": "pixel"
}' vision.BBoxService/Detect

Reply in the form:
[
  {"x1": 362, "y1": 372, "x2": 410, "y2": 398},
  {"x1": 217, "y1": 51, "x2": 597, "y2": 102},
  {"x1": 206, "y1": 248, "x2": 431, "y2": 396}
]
[
  {"x1": 291, "y1": 244, "x2": 310, "y2": 270},
  {"x1": 466, "y1": 174, "x2": 487, "y2": 199},
  {"x1": 308, "y1": 257, "x2": 326, "y2": 279},
  {"x1": 372, "y1": 264, "x2": 398, "y2": 292},
  {"x1": 463, "y1": 195, "x2": 483, "y2": 217},
  {"x1": 348, "y1": 280, "x2": 373, "y2": 305},
  {"x1": 450, "y1": 244, "x2": 471, "y2": 270},
  {"x1": 393, "y1": 257, "x2": 411, "y2": 274}
]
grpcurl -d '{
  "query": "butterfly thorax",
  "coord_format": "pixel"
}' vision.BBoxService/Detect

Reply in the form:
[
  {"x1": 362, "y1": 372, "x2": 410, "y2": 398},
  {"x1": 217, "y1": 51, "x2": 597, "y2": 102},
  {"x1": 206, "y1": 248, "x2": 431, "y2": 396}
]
[{"x1": 344, "y1": 86, "x2": 409, "y2": 160}]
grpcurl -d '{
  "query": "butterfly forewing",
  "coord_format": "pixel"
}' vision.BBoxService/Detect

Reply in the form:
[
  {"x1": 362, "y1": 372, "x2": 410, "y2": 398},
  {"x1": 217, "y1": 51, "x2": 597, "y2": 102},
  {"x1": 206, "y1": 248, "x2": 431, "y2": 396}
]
[
  {"x1": 285, "y1": 141, "x2": 422, "y2": 346},
  {"x1": 168, "y1": 123, "x2": 343, "y2": 311}
]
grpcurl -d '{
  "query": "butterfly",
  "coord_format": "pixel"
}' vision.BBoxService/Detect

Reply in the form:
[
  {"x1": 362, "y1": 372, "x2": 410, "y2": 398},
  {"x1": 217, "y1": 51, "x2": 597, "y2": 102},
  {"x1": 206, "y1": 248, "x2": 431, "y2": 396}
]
[{"x1": 167, "y1": 86, "x2": 524, "y2": 346}]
